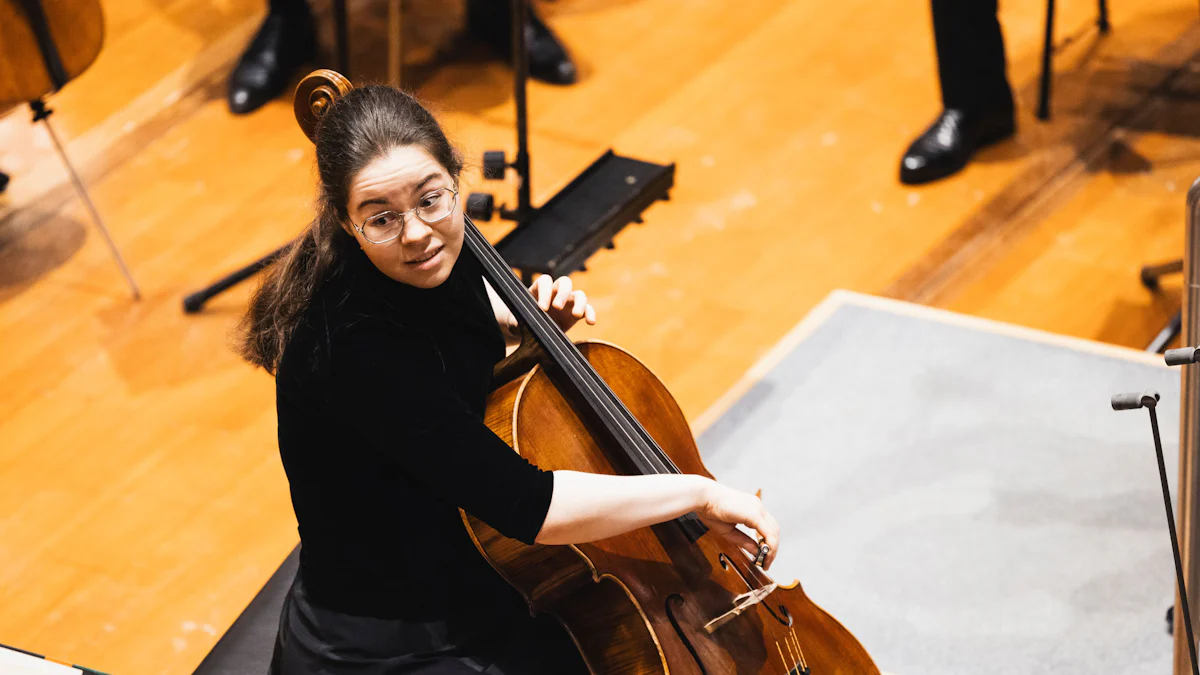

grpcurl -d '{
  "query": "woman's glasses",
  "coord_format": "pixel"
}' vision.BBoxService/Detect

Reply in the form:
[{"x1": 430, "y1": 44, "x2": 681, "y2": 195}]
[{"x1": 351, "y1": 187, "x2": 458, "y2": 244}]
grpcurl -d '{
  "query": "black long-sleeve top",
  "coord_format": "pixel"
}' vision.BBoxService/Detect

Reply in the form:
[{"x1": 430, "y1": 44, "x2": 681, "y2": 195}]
[{"x1": 274, "y1": 245, "x2": 554, "y2": 621}]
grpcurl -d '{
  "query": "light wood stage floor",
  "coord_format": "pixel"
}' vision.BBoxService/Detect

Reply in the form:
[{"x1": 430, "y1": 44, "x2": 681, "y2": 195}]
[{"x1": 2, "y1": 0, "x2": 1199, "y2": 672}]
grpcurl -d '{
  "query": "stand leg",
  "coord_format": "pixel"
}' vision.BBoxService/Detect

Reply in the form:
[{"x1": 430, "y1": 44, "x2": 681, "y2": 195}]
[
  {"x1": 512, "y1": 0, "x2": 531, "y2": 224},
  {"x1": 1143, "y1": 259, "x2": 1185, "y2": 291},
  {"x1": 1037, "y1": 0, "x2": 1055, "y2": 120},
  {"x1": 388, "y1": 0, "x2": 403, "y2": 88},
  {"x1": 35, "y1": 102, "x2": 141, "y2": 300},
  {"x1": 1097, "y1": 0, "x2": 1110, "y2": 32},
  {"x1": 333, "y1": 0, "x2": 350, "y2": 75},
  {"x1": 182, "y1": 244, "x2": 291, "y2": 314}
]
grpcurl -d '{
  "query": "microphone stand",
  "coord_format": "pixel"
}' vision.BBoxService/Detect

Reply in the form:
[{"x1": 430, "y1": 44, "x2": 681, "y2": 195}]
[{"x1": 1113, "y1": 381, "x2": 1200, "y2": 675}]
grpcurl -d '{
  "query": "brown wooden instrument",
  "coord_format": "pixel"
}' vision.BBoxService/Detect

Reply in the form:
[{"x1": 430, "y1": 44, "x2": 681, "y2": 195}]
[
  {"x1": 294, "y1": 69, "x2": 880, "y2": 675},
  {"x1": 0, "y1": 0, "x2": 140, "y2": 299},
  {"x1": 0, "y1": 0, "x2": 104, "y2": 107}
]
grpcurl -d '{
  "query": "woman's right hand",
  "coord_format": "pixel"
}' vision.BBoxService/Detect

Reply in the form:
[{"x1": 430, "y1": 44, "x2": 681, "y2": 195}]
[{"x1": 697, "y1": 481, "x2": 781, "y2": 570}]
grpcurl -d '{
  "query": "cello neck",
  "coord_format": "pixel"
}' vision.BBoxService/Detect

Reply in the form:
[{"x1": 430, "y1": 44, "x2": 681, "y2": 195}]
[
  {"x1": 463, "y1": 218, "x2": 660, "y2": 471},
  {"x1": 463, "y1": 218, "x2": 709, "y2": 542}
]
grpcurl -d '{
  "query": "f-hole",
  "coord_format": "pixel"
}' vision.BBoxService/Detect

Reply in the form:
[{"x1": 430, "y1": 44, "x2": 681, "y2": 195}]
[
  {"x1": 665, "y1": 594, "x2": 708, "y2": 675},
  {"x1": 777, "y1": 603, "x2": 794, "y2": 627}
]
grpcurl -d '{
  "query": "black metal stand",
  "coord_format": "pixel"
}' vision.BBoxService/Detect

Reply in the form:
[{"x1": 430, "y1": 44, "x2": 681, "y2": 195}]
[
  {"x1": 29, "y1": 98, "x2": 141, "y2": 300},
  {"x1": 1111, "y1": 388, "x2": 1200, "y2": 675},
  {"x1": 182, "y1": 244, "x2": 290, "y2": 314},
  {"x1": 512, "y1": 0, "x2": 532, "y2": 225},
  {"x1": 332, "y1": 0, "x2": 350, "y2": 75},
  {"x1": 182, "y1": 0, "x2": 354, "y2": 314},
  {"x1": 183, "y1": 0, "x2": 674, "y2": 311},
  {"x1": 1142, "y1": 259, "x2": 1185, "y2": 353},
  {"x1": 466, "y1": 0, "x2": 675, "y2": 284},
  {"x1": 1037, "y1": 0, "x2": 1111, "y2": 121},
  {"x1": 1037, "y1": 0, "x2": 1056, "y2": 121}
]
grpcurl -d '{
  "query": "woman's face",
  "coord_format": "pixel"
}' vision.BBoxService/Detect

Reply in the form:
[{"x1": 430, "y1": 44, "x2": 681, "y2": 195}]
[{"x1": 343, "y1": 144, "x2": 463, "y2": 289}]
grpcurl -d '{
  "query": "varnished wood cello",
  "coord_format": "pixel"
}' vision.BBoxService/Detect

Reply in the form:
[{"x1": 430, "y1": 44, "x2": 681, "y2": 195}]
[
  {"x1": 0, "y1": 0, "x2": 140, "y2": 298},
  {"x1": 0, "y1": 0, "x2": 103, "y2": 108},
  {"x1": 294, "y1": 69, "x2": 880, "y2": 675}
]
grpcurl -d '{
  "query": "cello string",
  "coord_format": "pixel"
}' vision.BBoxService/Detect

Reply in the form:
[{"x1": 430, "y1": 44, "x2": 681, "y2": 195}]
[
  {"x1": 471, "y1": 230, "x2": 686, "y2": 482},
  {"x1": 470, "y1": 232, "x2": 795, "y2": 661},
  {"x1": 467, "y1": 223, "x2": 718, "y2": 548},
  {"x1": 482, "y1": 245, "x2": 698, "y2": 495},
  {"x1": 464, "y1": 224, "x2": 685, "y2": 480},
  {"x1": 776, "y1": 641, "x2": 791, "y2": 674},
  {"x1": 464, "y1": 223, "x2": 674, "y2": 476}
]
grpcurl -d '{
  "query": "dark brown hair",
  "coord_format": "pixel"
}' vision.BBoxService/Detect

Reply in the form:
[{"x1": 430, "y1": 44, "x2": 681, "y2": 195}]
[{"x1": 237, "y1": 85, "x2": 464, "y2": 374}]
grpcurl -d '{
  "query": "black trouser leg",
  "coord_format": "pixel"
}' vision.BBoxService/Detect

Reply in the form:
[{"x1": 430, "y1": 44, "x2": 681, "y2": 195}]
[
  {"x1": 466, "y1": 0, "x2": 514, "y2": 43},
  {"x1": 268, "y1": 0, "x2": 309, "y2": 16},
  {"x1": 932, "y1": 0, "x2": 1014, "y2": 113}
]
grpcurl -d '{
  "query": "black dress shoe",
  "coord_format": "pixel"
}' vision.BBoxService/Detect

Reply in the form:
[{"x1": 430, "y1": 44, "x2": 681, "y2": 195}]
[
  {"x1": 227, "y1": 10, "x2": 316, "y2": 115},
  {"x1": 899, "y1": 107, "x2": 1015, "y2": 185},
  {"x1": 468, "y1": 4, "x2": 577, "y2": 85}
]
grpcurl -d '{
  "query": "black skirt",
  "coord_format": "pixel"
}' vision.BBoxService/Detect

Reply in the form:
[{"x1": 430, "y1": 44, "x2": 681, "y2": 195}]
[{"x1": 268, "y1": 572, "x2": 590, "y2": 674}]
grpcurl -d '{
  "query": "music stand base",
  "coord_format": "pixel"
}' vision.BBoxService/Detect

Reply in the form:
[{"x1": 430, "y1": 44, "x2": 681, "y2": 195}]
[{"x1": 182, "y1": 245, "x2": 289, "y2": 313}]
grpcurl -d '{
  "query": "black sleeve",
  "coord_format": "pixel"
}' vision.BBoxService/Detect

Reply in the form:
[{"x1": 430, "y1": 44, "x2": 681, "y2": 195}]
[{"x1": 328, "y1": 317, "x2": 553, "y2": 545}]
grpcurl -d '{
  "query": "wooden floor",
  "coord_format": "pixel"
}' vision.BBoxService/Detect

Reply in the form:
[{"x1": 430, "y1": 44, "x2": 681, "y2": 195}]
[{"x1": 2, "y1": 0, "x2": 1199, "y2": 672}]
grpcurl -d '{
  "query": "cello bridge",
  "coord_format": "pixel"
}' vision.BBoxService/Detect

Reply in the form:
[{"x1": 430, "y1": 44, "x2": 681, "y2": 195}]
[{"x1": 702, "y1": 582, "x2": 777, "y2": 634}]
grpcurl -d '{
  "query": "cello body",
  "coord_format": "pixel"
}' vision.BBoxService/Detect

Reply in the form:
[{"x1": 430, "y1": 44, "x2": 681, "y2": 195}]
[
  {"x1": 0, "y1": 0, "x2": 105, "y2": 107},
  {"x1": 465, "y1": 341, "x2": 879, "y2": 675}
]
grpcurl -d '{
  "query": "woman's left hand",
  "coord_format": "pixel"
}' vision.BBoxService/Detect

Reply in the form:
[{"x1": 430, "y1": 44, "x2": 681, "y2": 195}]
[{"x1": 531, "y1": 274, "x2": 597, "y2": 333}]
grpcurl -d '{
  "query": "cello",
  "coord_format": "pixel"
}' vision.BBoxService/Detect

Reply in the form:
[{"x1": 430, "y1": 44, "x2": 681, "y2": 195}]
[
  {"x1": 0, "y1": 0, "x2": 103, "y2": 108},
  {"x1": 0, "y1": 0, "x2": 140, "y2": 298},
  {"x1": 294, "y1": 69, "x2": 880, "y2": 675}
]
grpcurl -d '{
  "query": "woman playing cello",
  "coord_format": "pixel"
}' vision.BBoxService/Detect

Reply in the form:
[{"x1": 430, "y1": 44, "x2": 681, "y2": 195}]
[{"x1": 238, "y1": 84, "x2": 781, "y2": 674}]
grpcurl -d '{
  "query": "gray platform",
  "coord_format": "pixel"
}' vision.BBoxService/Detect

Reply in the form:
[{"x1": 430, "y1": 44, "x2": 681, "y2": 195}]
[{"x1": 697, "y1": 292, "x2": 1182, "y2": 675}]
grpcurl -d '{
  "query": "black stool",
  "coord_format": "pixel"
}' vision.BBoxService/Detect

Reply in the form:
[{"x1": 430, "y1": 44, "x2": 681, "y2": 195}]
[{"x1": 191, "y1": 547, "x2": 300, "y2": 675}]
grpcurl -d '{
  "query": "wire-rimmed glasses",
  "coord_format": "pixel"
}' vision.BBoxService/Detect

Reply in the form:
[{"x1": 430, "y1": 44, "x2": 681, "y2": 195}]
[{"x1": 350, "y1": 187, "x2": 458, "y2": 245}]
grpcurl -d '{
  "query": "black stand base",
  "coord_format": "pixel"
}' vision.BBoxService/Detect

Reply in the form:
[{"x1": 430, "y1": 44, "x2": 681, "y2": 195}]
[
  {"x1": 496, "y1": 150, "x2": 674, "y2": 281},
  {"x1": 182, "y1": 245, "x2": 289, "y2": 314},
  {"x1": 1142, "y1": 259, "x2": 1184, "y2": 291}
]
